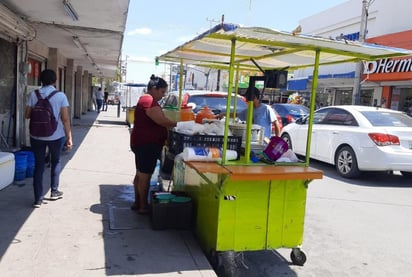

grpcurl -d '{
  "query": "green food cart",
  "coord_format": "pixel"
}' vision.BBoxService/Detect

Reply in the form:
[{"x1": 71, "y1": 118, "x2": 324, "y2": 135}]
[{"x1": 159, "y1": 24, "x2": 411, "y2": 275}]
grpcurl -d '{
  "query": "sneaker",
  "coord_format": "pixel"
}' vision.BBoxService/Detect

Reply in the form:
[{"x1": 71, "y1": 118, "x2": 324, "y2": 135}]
[
  {"x1": 50, "y1": 190, "x2": 63, "y2": 200},
  {"x1": 33, "y1": 200, "x2": 42, "y2": 208}
]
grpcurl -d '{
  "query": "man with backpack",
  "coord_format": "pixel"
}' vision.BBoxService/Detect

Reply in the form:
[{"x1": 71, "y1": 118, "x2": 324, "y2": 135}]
[{"x1": 25, "y1": 69, "x2": 73, "y2": 208}]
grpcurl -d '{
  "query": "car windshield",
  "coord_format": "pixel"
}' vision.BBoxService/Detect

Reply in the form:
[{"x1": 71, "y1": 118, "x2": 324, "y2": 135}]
[
  {"x1": 188, "y1": 95, "x2": 247, "y2": 113},
  {"x1": 283, "y1": 105, "x2": 309, "y2": 115},
  {"x1": 361, "y1": 111, "x2": 412, "y2": 127}
]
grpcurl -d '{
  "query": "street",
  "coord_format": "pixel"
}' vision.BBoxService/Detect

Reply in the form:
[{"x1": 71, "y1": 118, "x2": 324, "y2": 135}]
[{"x1": 235, "y1": 161, "x2": 412, "y2": 277}]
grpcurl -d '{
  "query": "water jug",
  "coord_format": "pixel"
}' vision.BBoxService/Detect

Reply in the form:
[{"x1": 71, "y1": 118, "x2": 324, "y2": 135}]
[
  {"x1": 180, "y1": 105, "x2": 195, "y2": 121},
  {"x1": 163, "y1": 105, "x2": 181, "y2": 121},
  {"x1": 195, "y1": 106, "x2": 216, "y2": 124}
]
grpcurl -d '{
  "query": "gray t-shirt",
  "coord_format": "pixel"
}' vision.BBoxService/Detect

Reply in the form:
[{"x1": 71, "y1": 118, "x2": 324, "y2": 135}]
[{"x1": 27, "y1": 85, "x2": 70, "y2": 141}]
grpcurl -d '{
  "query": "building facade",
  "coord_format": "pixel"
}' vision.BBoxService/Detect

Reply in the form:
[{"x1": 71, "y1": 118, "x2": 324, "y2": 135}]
[
  {"x1": 0, "y1": 1, "x2": 129, "y2": 149},
  {"x1": 290, "y1": 0, "x2": 412, "y2": 114}
]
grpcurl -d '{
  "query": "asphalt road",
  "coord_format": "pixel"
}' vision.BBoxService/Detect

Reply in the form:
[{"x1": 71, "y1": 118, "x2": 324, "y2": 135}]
[{"x1": 232, "y1": 161, "x2": 412, "y2": 277}]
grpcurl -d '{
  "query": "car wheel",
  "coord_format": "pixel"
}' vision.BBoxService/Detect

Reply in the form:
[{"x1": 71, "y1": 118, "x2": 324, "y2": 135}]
[
  {"x1": 400, "y1": 171, "x2": 412, "y2": 179},
  {"x1": 281, "y1": 133, "x2": 293, "y2": 150},
  {"x1": 335, "y1": 146, "x2": 360, "y2": 178}
]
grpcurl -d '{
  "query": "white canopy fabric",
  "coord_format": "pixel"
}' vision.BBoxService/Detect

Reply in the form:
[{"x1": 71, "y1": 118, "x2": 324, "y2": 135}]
[
  {"x1": 159, "y1": 24, "x2": 412, "y2": 70},
  {"x1": 159, "y1": 23, "x2": 412, "y2": 164}
]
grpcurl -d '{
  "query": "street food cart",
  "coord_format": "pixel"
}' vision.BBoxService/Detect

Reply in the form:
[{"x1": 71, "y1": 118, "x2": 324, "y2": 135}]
[
  {"x1": 123, "y1": 83, "x2": 146, "y2": 126},
  {"x1": 159, "y1": 24, "x2": 411, "y2": 275}
]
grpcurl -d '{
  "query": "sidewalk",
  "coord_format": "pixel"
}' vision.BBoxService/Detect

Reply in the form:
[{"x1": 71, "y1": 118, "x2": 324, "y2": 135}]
[{"x1": 0, "y1": 106, "x2": 216, "y2": 277}]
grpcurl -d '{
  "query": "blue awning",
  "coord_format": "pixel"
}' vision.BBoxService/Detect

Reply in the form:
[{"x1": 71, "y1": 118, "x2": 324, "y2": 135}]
[
  {"x1": 308, "y1": 71, "x2": 355, "y2": 80},
  {"x1": 287, "y1": 78, "x2": 308, "y2": 90}
]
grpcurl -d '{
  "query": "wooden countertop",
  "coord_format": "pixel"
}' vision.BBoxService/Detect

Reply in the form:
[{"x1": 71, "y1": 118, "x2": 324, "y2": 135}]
[
  {"x1": 184, "y1": 161, "x2": 323, "y2": 181},
  {"x1": 185, "y1": 161, "x2": 231, "y2": 175}
]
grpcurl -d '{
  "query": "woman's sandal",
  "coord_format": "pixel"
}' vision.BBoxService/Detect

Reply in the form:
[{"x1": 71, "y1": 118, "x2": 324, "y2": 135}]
[
  {"x1": 137, "y1": 208, "x2": 150, "y2": 215},
  {"x1": 130, "y1": 203, "x2": 140, "y2": 211}
]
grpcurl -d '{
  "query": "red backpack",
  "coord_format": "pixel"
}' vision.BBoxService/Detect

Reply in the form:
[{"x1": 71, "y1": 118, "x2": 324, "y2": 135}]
[{"x1": 29, "y1": 90, "x2": 59, "y2": 137}]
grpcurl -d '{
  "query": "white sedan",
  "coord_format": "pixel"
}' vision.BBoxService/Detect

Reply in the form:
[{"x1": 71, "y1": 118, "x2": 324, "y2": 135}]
[{"x1": 280, "y1": 105, "x2": 412, "y2": 178}]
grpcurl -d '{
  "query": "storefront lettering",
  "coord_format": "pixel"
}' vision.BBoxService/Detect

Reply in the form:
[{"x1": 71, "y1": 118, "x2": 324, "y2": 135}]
[{"x1": 364, "y1": 58, "x2": 412, "y2": 74}]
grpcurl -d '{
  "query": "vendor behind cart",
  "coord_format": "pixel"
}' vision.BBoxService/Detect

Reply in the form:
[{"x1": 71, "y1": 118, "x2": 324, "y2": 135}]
[
  {"x1": 130, "y1": 75, "x2": 177, "y2": 214},
  {"x1": 219, "y1": 86, "x2": 281, "y2": 139}
]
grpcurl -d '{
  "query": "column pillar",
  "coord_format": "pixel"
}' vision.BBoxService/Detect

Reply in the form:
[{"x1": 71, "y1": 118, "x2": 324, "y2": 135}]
[
  {"x1": 48, "y1": 48, "x2": 58, "y2": 73},
  {"x1": 82, "y1": 70, "x2": 89, "y2": 114},
  {"x1": 88, "y1": 73, "x2": 93, "y2": 111},
  {"x1": 66, "y1": 59, "x2": 75, "y2": 119},
  {"x1": 74, "y1": 66, "x2": 83, "y2": 119}
]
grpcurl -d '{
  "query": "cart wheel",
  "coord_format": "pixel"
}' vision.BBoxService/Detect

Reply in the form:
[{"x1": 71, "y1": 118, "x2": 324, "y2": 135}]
[
  {"x1": 208, "y1": 250, "x2": 237, "y2": 277},
  {"x1": 208, "y1": 249, "x2": 220, "y2": 269},
  {"x1": 290, "y1": 248, "x2": 307, "y2": 266},
  {"x1": 220, "y1": 251, "x2": 237, "y2": 277}
]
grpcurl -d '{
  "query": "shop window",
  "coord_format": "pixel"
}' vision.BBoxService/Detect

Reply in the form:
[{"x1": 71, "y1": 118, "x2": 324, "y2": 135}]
[
  {"x1": 27, "y1": 58, "x2": 43, "y2": 86},
  {"x1": 360, "y1": 89, "x2": 374, "y2": 106}
]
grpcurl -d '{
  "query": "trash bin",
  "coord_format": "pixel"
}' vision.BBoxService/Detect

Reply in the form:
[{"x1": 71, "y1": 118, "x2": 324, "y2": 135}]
[{"x1": 126, "y1": 107, "x2": 135, "y2": 126}]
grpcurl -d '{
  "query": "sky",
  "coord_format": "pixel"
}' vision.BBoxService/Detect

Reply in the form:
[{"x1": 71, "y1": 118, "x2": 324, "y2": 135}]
[{"x1": 122, "y1": 0, "x2": 348, "y2": 83}]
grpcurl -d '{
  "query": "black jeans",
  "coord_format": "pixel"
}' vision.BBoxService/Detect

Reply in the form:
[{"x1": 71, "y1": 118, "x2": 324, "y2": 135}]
[{"x1": 31, "y1": 137, "x2": 65, "y2": 202}]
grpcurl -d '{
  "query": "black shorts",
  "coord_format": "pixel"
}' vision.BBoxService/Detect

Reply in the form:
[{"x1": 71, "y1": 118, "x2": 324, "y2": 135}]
[{"x1": 131, "y1": 144, "x2": 162, "y2": 174}]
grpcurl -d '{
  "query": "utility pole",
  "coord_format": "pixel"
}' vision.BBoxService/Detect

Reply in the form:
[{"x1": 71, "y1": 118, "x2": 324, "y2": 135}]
[
  {"x1": 124, "y1": 55, "x2": 128, "y2": 83},
  {"x1": 352, "y1": 0, "x2": 369, "y2": 105}
]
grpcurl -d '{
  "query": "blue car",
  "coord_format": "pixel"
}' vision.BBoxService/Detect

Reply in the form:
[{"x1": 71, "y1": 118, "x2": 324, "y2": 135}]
[{"x1": 272, "y1": 103, "x2": 309, "y2": 126}]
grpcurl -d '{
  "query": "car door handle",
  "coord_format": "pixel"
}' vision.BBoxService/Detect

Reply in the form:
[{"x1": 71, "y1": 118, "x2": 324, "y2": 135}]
[{"x1": 332, "y1": 131, "x2": 339, "y2": 134}]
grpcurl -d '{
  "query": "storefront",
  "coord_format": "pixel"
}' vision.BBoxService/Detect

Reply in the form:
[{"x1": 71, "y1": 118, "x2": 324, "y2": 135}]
[
  {"x1": 365, "y1": 29, "x2": 412, "y2": 115},
  {"x1": 0, "y1": 38, "x2": 17, "y2": 148}
]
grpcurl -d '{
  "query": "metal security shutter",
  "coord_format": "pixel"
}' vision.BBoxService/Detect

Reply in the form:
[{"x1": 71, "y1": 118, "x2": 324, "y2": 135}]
[{"x1": 0, "y1": 3, "x2": 35, "y2": 42}]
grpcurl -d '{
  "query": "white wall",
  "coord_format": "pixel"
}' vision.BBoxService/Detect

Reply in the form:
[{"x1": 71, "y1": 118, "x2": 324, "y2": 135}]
[
  {"x1": 300, "y1": 0, "x2": 412, "y2": 38},
  {"x1": 294, "y1": 0, "x2": 412, "y2": 89}
]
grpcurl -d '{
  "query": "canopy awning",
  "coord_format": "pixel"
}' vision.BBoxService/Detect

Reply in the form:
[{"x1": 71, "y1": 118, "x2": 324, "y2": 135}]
[
  {"x1": 159, "y1": 24, "x2": 412, "y2": 71},
  {"x1": 159, "y1": 23, "x2": 412, "y2": 165}
]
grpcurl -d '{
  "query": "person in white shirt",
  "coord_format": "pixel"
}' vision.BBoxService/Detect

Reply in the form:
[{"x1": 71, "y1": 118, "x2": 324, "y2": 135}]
[
  {"x1": 95, "y1": 87, "x2": 104, "y2": 113},
  {"x1": 25, "y1": 69, "x2": 73, "y2": 208}
]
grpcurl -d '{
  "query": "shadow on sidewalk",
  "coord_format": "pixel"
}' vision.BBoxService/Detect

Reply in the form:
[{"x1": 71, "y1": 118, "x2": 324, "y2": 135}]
[
  {"x1": 0, "y1": 111, "x2": 99, "y2": 260},
  {"x1": 90, "y1": 184, "x2": 212, "y2": 275}
]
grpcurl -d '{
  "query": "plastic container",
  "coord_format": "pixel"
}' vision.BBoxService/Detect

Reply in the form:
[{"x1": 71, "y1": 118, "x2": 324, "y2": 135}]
[
  {"x1": 168, "y1": 130, "x2": 242, "y2": 157},
  {"x1": 148, "y1": 161, "x2": 161, "y2": 203},
  {"x1": 182, "y1": 147, "x2": 238, "y2": 161},
  {"x1": 155, "y1": 193, "x2": 176, "y2": 203},
  {"x1": 163, "y1": 106, "x2": 181, "y2": 121},
  {"x1": 263, "y1": 136, "x2": 289, "y2": 161},
  {"x1": 180, "y1": 105, "x2": 195, "y2": 121},
  {"x1": 0, "y1": 152, "x2": 15, "y2": 190},
  {"x1": 151, "y1": 191, "x2": 193, "y2": 230},
  {"x1": 195, "y1": 106, "x2": 215, "y2": 124},
  {"x1": 19, "y1": 151, "x2": 35, "y2": 177},
  {"x1": 229, "y1": 123, "x2": 264, "y2": 144},
  {"x1": 14, "y1": 152, "x2": 28, "y2": 181}
]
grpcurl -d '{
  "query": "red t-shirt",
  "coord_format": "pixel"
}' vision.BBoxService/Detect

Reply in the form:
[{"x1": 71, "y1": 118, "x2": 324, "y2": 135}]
[{"x1": 130, "y1": 94, "x2": 167, "y2": 147}]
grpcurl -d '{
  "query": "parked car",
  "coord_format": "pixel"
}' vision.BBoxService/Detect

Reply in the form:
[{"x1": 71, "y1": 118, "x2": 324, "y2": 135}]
[
  {"x1": 273, "y1": 108, "x2": 283, "y2": 135},
  {"x1": 107, "y1": 93, "x2": 119, "y2": 105},
  {"x1": 162, "y1": 90, "x2": 248, "y2": 114},
  {"x1": 280, "y1": 105, "x2": 412, "y2": 178},
  {"x1": 272, "y1": 103, "x2": 309, "y2": 126},
  {"x1": 160, "y1": 90, "x2": 247, "y2": 178},
  {"x1": 163, "y1": 90, "x2": 282, "y2": 134}
]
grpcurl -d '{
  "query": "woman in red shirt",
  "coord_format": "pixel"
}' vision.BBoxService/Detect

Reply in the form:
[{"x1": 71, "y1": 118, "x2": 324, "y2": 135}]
[{"x1": 130, "y1": 75, "x2": 177, "y2": 214}]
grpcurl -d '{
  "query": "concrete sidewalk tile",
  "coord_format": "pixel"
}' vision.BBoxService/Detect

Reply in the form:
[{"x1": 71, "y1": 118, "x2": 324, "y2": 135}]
[{"x1": 0, "y1": 106, "x2": 216, "y2": 277}]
